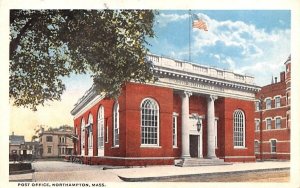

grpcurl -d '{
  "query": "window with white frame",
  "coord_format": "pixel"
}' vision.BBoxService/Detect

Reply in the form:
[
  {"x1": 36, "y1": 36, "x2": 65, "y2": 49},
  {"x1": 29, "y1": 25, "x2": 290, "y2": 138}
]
[
  {"x1": 233, "y1": 110, "x2": 245, "y2": 148},
  {"x1": 255, "y1": 101, "x2": 260, "y2": 111},
  {"x1": 254, "y1": 140, "x2": 259, "y2": 153},
  {"x1": 98, "y1": 106, "x2": 104, "y2": 149},
  {"x1": 106, "y1": 125, "x2": 108, "y2": 143},
  {"x1": 275, "y1": 96, "x2": 281, "y2": 108},
  {"x1": 270, "y1": 140, "x2": 276, "y2": 153},
  {"x1": 172, "y1": 114, "x2": 178, "y2": 147},
  {"x1": 255, "y1": 119, "x2": 260, "y2": 131},
  {"x1": 81, "y1": 118, "x2": 85, "y2": 153},
  {"x1": 275, "y1": 117, "x2": 281, "y2": 129},
  {"x1": 88, "y1": 114, "x2": 93, "y2": 148},
  {"x1": 266, "y1": 119, "x2": 272, "y2": 130},
  {"x1": 266, "y1": 98, "x2": 271, "y2": 109},
  {"x1": 141, "y1": 98, "x2": 159, "y2": 146},
  {"x1": 113, "y1": 102, "x2": 119, "y2": 147}
]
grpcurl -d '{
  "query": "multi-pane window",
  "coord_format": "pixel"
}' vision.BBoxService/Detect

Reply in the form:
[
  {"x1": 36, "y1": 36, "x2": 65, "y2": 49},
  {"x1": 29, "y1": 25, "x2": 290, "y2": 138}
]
[
  {"x1": 271, "y1": 140, "x2": 276, "y2": 153},
  {"x1": 47, "y1": 146, "x2": 52, "y2": 154},
  {"x1": 172, "y1": 115, "x2": 177, "y2": 147},
  {"x1": 88, "y1": 114, "x2": 93, "y2": 148},
  {"x1": 255, "y1": 120, "x2": 260, "y2": 131},
  {"x1": 254, "y1": 141, "x2": 259, "y2": 153},
  {"x1": 46, "y1": 136, "x2": 53, "y2": 142},
  {"x1": 113, "y1": 102, "x2": 119, "y2": 147},
  {"x1": 275, "y1": 118, "x2": 281, "y2": 129},
  {"x1": 59, "y1": 137, "x2": 65, "y2": 144},
  {"x1": 233, "y1": 110, "x2": 245, "y2": 148},
  {"x1": 275, "y1": 97, "x2": 281, "y2": 108},
  {"x1": 266, "y1": 98, "x2": 271, "y2": 109},
  {"x1": 141, "y1": 98, "x2": 159, "y2": 146},
  {"x1": 266, "y1": 119, "x2": 272, "y2": 130},
  {"x1": 98, "y1": 106, "x2": 104, "y2": 149},
  {"x1": 81, "y1": 118, "x2": 85, "y2": 153},
  {"x1": 255, "y1": 101, "x2": 260, "y2": 111}
]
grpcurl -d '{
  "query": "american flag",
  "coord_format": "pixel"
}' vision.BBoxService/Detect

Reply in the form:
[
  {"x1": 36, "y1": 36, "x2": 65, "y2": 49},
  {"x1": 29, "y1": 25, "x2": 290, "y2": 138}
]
[{"x1": 192, "y1": 14, "x2": 208, "y2": 31}]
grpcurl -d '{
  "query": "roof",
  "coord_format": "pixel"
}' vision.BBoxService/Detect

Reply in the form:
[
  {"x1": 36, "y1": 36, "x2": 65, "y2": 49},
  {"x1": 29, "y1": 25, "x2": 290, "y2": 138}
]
[{"x1": 9, "y1": 135, "x2": 25, "y2": 145}]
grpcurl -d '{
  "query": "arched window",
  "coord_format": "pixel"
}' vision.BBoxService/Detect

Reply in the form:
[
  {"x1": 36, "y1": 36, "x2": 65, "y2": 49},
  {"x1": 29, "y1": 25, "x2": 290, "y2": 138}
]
[
  {"x1": 81, "y1": 118, "x2": 85, "y2": 155},
  {"x1": 141, "y1": 98, "x2": 159, "y2": 146},
  {"x1": 88, "y1": 114, "x2": 93, "y2": 149},
  {"x1": 233, "y1": 110, "x2": 245, "y2": 148},
  {"x1": 98, "y1": 106, "x2": 104, "y2": 151},
  {"x1": 113, "y1": 102, "x2": 119, "y2": 147}
]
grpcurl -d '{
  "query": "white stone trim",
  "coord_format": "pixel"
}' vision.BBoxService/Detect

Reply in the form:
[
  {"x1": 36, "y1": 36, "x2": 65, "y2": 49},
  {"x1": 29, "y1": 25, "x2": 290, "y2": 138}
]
[
  {"x1": 262, "y1": 140, "x2": 290, "y2": 143},
  {"x1": 261, "y1": 152, "x2": 290, "y2": 155},
  {"x1": 72, "y1": 94, "x2": 105, "y2": 119},
  {"x1": 96, "y1": 156, "x2": 175, "y2": 160},
  {"x1": 224, "y1": 156, "x2": 255, "y2": 159}
]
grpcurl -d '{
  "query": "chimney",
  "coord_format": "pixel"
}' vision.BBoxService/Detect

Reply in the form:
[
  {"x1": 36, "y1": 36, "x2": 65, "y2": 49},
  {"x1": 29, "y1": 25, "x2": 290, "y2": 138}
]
[
  {"x1": 280, "y1": 71, "x2": 285, "y2": 82},
  {"x1": 12, "y1": 131, "x2": 14, "y2": 136},
  {"x1": 274, "y1": 77, "x2": 277, "y2": 83}
]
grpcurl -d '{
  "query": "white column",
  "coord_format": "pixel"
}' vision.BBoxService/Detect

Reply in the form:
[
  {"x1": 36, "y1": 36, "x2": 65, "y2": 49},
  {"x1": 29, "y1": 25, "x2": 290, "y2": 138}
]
[
  {"x1": 181, "y1": 91, "x2": 192, "y2": 158},
  {"x1": 207, "y1": 95, "x2": 217, "y2": 158}
]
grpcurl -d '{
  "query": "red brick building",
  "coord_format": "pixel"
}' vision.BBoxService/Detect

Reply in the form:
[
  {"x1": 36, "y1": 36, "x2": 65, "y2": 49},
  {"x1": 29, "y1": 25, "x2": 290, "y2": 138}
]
[
  {"x1": 254, "y1": 55, "x2": 291, "y2": 160},
  {"x1": 71, "y1": 54, "x2": 260, "y2": 166}
]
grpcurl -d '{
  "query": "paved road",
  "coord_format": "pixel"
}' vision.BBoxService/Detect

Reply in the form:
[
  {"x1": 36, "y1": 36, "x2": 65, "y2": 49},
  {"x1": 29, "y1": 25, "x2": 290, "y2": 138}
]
[{"x1": 31, "y1": 161, "x2": 122, "y2": 182}]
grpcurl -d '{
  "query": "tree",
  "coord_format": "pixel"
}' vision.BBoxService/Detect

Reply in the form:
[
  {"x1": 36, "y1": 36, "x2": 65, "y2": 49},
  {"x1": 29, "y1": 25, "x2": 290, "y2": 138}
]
[{"x1": 10, "y1": 10, "x2": 156, "y2": 111}]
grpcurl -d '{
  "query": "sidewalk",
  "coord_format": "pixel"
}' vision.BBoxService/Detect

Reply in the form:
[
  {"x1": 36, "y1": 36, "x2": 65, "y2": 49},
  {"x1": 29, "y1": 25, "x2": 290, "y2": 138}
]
[
  {"x1": 109, "y1": 161, "x2": 290, "y2": 181},
  {"x1": 9, "y1": 161, "x2": 290, "y2": 182}
]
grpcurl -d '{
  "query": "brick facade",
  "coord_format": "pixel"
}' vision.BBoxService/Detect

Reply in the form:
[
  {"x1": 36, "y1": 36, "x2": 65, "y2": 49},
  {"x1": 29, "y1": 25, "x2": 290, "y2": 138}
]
[
  {"x1": 254, "y1": 56, "x2": 291, "y2": 160},
  {"x1": 73, "y1": 82, "x2": 256, "y2": 165}
]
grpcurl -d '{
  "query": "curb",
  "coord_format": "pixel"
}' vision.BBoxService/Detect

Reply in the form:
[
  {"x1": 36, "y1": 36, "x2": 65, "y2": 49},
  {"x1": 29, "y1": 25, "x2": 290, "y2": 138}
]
[
  {"x1": 9, "y1": 169, "x2": 35, "y2": 175},
  {"x1": 118, "y1": 167, "x2": 290, "y2": 182}
]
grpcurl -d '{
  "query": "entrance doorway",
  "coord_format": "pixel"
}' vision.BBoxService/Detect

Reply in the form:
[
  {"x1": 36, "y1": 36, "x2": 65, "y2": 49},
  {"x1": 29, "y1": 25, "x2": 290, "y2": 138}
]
[{"x1": 189, "y1": 135, "x2": 199, "y2": 158}]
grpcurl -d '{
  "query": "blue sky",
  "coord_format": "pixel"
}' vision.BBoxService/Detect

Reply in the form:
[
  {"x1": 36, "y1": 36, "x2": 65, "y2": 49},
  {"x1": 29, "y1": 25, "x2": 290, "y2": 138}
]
[{"x1": 147, "y1": 10, "x2": 291, "y2": 86}]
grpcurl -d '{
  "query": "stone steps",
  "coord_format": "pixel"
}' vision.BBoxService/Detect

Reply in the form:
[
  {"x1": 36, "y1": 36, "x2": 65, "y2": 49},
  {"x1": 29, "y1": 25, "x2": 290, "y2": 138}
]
[{"x1": 175, "y1": 158, "x2": 232, "y2": 167}]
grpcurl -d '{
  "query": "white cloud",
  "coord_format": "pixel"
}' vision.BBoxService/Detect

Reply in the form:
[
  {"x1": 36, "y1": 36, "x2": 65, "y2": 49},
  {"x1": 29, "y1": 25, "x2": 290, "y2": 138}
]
[
  {"x1": 156, "y1": 13, "x2": 189, "y2": 27},
  {"x1": 153, "y1": 12, "x2": 290, "y2": 86},
  {"x1": 190, "y1": 14, "x2": 290, "y2": 86}
]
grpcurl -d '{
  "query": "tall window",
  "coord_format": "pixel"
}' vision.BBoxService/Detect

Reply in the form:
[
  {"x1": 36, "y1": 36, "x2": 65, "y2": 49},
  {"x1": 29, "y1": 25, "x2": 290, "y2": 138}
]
[
  {"x1": 266, "y1": 98, "x2": 271, "y2": 109},
  {"x1": 47, "y1": 146, "x2": 52, "y2": 154},
  {"x1": 266, "y1": 119, "x2": 272, "y2": 130},
  {"x1": 255, "y1": 101, "x2": 260, "y2": 111},
  {"x1": 254, "y1": 140, "x2": 259, "y2": 153},
  {"x1": 113, "y1": 102, "x2": 119, "y2": 147},
  {"x1": 141, "y1": 98, "x2": 159, "y2": 146},
  {"x1": 172, "y1": 114, "x2": 178, "y2": 147},
  {"x1": 255, "y1": 119, "x2": 260, "y2": 131},
  {"x1": 275, "y1": 117, "x2": 281, "y2": 129},
  {"x1": 98, "y1": 106, "x2": 104, "y2": 149},
  {"x1": 88, "y1": 114, "x2": 93, "y2": 149},
  {"x1": 233, "y1": 110, "x2": 245, "y2": 148},
  {"x1": 275, "y1": 96, "x2": 281, "y2": 108},
  {"x1": 270, "y1": 140, "x2": 276, "y2": 153},
  {"x1": 81, "y1": 118, "x2": 85, "y2": 154}
]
